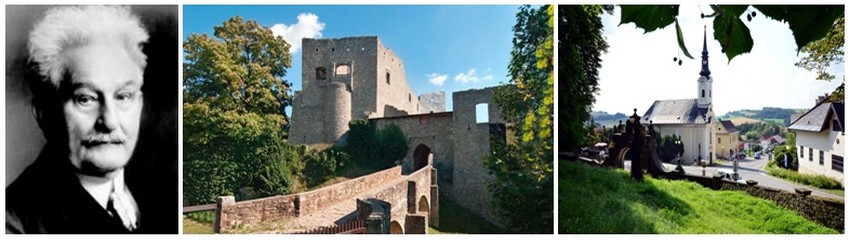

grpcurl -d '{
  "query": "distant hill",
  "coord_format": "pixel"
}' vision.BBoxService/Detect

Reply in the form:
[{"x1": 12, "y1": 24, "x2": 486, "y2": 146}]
[
  {"x1": 727, "y1": 117, "x2": 765, "y2": 125},
  {"x1": 589, "y1": 111, "x2": 629, "y2": 129},
  {"x1": 719, "y1": 107, "x2": 807, "y2": 126}
]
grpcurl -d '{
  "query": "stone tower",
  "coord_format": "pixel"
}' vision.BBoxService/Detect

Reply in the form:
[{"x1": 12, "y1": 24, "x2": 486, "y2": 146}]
[
  {"x1": 290, "y1": 36, "x2": 420, "y2": 145},
  {"x1": 697, "y1": 27, "x2": 713, "y2": 109}
]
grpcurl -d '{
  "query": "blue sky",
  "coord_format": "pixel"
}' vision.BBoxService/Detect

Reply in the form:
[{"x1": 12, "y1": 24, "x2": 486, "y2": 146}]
[
  {"x1": 593, "y1": 5, "x2": 844, "y2": 116},
  {"x1": 183, "y1": 5, "x2": 521, "y2": 114}
]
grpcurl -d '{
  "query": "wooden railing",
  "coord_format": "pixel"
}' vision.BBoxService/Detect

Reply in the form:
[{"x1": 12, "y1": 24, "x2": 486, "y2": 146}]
[
  {"x1": 183, "y1": 203, "x2": 216, "y2": 214},
  {"x1": 294, "y1": 220, "x2": 367, "y2": 234}
]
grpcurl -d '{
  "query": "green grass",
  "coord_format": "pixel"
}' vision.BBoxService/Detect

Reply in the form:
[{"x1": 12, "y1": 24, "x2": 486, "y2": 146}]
[
  {"x1": 183, "y1": 215, "x2": 214, "y2": 234},
  {"x1": 428, "y1": 198, "x2": 505, "y2": 234},
  {"x1": 766, "y1": 165, "x2": 844, "y2": 190},
  {"x1": 559, "y1": 160, "x2": 837, "y2": 234}
]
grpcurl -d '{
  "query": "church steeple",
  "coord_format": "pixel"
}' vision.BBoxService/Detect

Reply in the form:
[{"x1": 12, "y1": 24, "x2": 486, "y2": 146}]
[
  {"x1": 699, "y1": 26, "x2": 711, "y2": 77},
  {"x1": 697, "y1": 26, "x2": 713, "y2": 109}
]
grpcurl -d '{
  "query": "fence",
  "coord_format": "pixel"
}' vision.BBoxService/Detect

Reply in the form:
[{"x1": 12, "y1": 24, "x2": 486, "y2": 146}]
[{"x1": 294, "y1": 220, "x2": 367, "y2": 234}]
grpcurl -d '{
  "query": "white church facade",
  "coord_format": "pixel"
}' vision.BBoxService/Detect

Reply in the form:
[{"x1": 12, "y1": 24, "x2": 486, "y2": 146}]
[{"x1": 641, "y1": 29, "x2": 716, "y2": 165}]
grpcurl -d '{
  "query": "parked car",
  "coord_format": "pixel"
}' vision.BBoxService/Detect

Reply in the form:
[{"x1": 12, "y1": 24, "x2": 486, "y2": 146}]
[
  {"x1": 717, "y1": 169, "x2": 747, "y2": 184},
  {"x1": 754, "y1": 152, "x2": 761, "y2": 159}
]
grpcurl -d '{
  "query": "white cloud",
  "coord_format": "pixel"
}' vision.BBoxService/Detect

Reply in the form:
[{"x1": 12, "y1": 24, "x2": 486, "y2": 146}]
[
  {"x1": 454, "y1": 68, "x2": 494, "y2": 84},
  {"x1": 427, "y1": 73, "x2": 448, "y2": 86},
  {"x1": 270, "y1": 13, "x2": 325, "y2": 54}
]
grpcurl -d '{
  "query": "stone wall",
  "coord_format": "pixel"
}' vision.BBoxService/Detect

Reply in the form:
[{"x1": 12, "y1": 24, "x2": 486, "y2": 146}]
[
  {"x1": 218, "y1": 195, "x2": 298, "y2": 232},
  {"x1": 358, "y1": 165, "x2": 433, "y2": 234},
  {"x1": 217, "y1": 165, "x2": 403, "y2": 231},
  {"x1": 373, "y1": 112, "x2": 453, "y2": 176},
  {"x1": 418, "y1": 91, "x2": 446, "y2": 113},
  {"x1": 299, "y1": 165, "x2": 403, "y2": 215},
  {"x1": 670, "y1": 173, "x2": 844, "y2": 233},
  {"x1": 375, "y1": 39, "x2": 419, "y2": 117},
  {"x1": 450, "y1": 87, "x2": 503, "y2": 226},
  {"x1": 719, "y1": 181, "x2": 844, "y2": 233},
  {"x1": 292, "y1": 36, "x2": 420, "y2": 145}
]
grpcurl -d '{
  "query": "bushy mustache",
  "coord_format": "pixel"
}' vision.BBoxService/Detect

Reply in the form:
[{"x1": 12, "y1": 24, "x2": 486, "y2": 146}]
[{"x1": 81, "y1": 134, "x2": 127, "y2": 147}]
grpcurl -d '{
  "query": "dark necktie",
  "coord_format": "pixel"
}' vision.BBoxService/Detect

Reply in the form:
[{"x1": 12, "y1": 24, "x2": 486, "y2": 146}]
[{"x1": 107, "y1": 191, "x2": 137, "y2": 231}]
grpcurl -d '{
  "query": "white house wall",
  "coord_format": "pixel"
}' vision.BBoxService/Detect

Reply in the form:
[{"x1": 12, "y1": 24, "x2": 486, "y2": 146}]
[{"x1": 796, "y1": 126, "x2": 844, "y2": 182}]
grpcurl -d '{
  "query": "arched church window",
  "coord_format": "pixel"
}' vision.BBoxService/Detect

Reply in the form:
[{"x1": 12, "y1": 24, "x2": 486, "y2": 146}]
[
  {"x1": 702, "y1": 90, "x2": 705, "y2": 98},
  {"x1": 316, "y1": 67, "x2": 327, "y2": 80}
]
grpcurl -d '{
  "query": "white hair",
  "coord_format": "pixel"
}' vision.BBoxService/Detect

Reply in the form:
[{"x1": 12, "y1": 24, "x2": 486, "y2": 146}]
[{"x1": 28, "y1": 5, "x2": 149, "y2": 87}]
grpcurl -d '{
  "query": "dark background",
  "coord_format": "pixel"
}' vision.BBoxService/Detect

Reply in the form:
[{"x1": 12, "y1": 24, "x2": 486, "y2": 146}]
[{"x1": 4, "y1": 5, "x2": 178, "y2": 222}]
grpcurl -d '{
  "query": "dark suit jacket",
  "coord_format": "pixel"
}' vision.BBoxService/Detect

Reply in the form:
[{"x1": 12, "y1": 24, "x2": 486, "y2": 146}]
[{"x1": 6, "y1": 145, "x2": 177, "y2": 234}]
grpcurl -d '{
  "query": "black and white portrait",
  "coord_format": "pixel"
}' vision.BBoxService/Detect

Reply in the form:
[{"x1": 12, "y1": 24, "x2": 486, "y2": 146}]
[{"x1": 5, "y1": 5, "x2": 178, "y2": 234}]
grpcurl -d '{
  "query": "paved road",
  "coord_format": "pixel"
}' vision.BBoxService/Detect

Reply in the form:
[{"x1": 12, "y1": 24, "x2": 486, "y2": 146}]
[{"x1": 625, "y1": 157, "x2": 843, "y2": 200}]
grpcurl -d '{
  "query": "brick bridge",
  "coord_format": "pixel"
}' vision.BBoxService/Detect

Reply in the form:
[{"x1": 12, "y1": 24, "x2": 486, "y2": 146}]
[{"x1": 213, "y1": 164, "x2": 438, "y2": 234}]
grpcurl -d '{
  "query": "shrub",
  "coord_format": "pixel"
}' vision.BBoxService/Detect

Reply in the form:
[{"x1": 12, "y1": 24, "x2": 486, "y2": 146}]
[
  {"x1": 186, "y1": 211, "x2": 215, "y2": 224},
  {"x1": 346, "y1": 120, "x2": 409, "y2": 169},
  {"x1": 655, "y1": 134, "x2": 684, "y2": 161},
  {"x1": 303, "y1": 147, "x2": 351, "y2": 187},
  {"x1": 767, "y1": 166, "x2": 843, "y2": 190},
  {"x1": 771, "y1": 144, "x2": 798, "y2": 170},
  {"x1": 377, "y1": 123, "x2": 409, "y2": 167},
  {"x1": 183, "y1": 106, "x2": 301, "y2": 204}
]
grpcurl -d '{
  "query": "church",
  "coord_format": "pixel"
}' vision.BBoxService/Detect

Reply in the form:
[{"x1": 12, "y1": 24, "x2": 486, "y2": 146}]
[{"x1": 641, "y1": 29, "x2": 716, "y2": 165}]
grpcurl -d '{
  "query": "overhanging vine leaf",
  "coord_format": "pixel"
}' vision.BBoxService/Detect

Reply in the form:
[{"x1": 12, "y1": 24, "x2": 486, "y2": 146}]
[
  {"x1": 675, "y1": 19, "x2": 694, "y2": 59},
  {"x1": 754, "y1": 5, "x2": 843, "y2": 53},
  {"x1": 620, "y1": 5, "x2": 679, "y2": 33},
  {"x1": 712, "y1": 5, "x2": 753, "y2": 62}
]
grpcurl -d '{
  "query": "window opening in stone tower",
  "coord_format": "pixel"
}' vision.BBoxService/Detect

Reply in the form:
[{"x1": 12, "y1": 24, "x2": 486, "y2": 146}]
[
  {"x1": 386, "y1": 72, "x2": 391, "y2": 85},
  {"x1": 702, "y1": 90, "x2": 705, "y2": 98},
  {"x1": 335, "y1": 64, "x2": 350, "y2": 75},
  {"x1": 476, "y1": 103, "x2": 489, "y2": 123},
  {"x1": 316, "y1": 67, "x2": 327, "y2": 80}
]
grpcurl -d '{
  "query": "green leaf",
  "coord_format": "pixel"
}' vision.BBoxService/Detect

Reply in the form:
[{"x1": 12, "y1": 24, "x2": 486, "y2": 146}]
[
  {"x1": 712, "y1": 6, "x2": 753, "y2": 62},
  {"x1": 675, "y1": 19, "x2": 694, "y2": 59},
  {"x1": 754, "y1": 5, "x2": 843, "y2": 52},
  {"x1": 620, "y1": 5, "x2": 679, "y2": 33}
]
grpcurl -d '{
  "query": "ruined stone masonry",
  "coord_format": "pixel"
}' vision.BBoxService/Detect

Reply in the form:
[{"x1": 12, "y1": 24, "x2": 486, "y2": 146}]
[{"x1": 290, "y1": 36, "x2": 506, "y2": 229}]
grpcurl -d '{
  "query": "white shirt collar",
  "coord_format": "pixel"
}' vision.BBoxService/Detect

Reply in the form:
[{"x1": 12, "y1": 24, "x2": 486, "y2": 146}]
[{"x1": 76, "y1": 169, "x2": 125, "y2": 210}]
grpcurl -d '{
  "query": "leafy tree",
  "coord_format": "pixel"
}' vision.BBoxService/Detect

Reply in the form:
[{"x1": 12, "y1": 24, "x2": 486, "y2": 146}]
[
  {"x1": 303, "y1": 147, "x2": 351, "y2": 187},
  {"x1": 184, "y1": 16, "x2": 293, "y2": 119},
  {"x1": 486, "y1": 5, "x2": 554, "y2": 233},
  {"x1": 656, "y1": 134, "x2": 684, "y2": 161},
  {"x1": 795, "y1": 16, "x2": 844, "y2": 81},
  {"x1": 744, "y1": 131, "x2": 761, "y2": 142},
  {"x1": 827, "y1": 82, "x2": 845, "y2": 103},
  {"x1": 559, "y1": 5, "x2": 612, "y2": 154},
  {"x1": 772, "y1": 131, "x2": 798, "y2": 169},
  {"x1": 183, "y1": 17, "x2": 295, "y2": 204},
  {"x1": 377, "y1": 123, "x2": 409, "y2": 166},
  {"x1": 621, "y1": 5, "x2": 843, "y2": 63},
  {"x1": 346, "y1": 120, "x2": 408, "y2": 169},
  {"x1": 752, "y1": 144, "x2": 763, "y2": 153}
]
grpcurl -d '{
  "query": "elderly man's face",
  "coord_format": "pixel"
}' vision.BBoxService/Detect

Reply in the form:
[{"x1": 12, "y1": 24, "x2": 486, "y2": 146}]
[{"x1": 62, "y1": 43, "x2": 144, "y2": 175}]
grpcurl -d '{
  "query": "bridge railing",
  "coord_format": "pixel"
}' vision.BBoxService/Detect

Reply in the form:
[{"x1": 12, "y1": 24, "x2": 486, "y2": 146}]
[{"x1": 294, "y1": 220, "x2": 367, "y2": 234}]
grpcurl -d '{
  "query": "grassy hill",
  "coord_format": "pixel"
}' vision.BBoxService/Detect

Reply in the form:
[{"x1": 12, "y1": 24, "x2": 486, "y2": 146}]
[
  {"x1": 727, "y1": 116, "x2": 765, "y2": 125},
  {"x1": 559, "y1": 160, "x2": 836, "y2": 234},
  {"x1": 719, "y1": 107, "x2": 806, "y2": 126}
]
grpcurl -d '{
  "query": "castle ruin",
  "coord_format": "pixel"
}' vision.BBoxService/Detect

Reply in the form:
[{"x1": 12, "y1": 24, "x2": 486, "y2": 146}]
[{"x1": 290, "y1": 36, "x2": 505, "y2": 226}]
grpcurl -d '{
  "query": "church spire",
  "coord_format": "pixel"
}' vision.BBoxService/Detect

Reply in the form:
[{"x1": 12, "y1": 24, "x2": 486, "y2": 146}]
[{"x1": 699, "y1": 26, "x2": 711, "y2": 77}]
